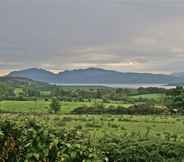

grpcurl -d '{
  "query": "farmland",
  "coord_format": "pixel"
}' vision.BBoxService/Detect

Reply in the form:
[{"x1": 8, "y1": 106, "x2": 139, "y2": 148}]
[
  {"x1": 2, "y1": 114, "x2": 184, "y2": 138},
  {"x1": 0, "y1": 100, "x2": 131, "y2": 113},
  {"x1": 1, "y1": 114, "x2": 184, "y2": 161},
  {"x1": 1, "y1": 79, "x2": 184, "y2": 161},
  {"x1": 1, "y1": 0, "x2": 184, "y2": 160}
]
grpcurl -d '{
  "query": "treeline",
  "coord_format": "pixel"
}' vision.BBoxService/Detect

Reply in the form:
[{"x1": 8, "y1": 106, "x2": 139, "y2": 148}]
[
  {"x1": 0, "y1": 82, "x2": 168, "y2": 102},
  {"x1": 0, "y1": 83, "x2": 15, "y2": 98},
  {"x1": 72, "y1": 103, "x2": 167, "y2": 115},
  {"x1": 72, "y1": 86, "x2": 184, "y2": 114}
]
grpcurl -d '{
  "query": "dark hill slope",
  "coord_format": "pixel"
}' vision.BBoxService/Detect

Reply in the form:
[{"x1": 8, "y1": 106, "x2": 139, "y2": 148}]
[{"x1": 8, "y1": 67, "x2": 181, "y2": 84}]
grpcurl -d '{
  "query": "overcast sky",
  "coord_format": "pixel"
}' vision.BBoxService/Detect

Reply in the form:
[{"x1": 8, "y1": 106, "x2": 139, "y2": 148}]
[{"x1": 0, "y1": 0, "x2": 184, "y2": 75}]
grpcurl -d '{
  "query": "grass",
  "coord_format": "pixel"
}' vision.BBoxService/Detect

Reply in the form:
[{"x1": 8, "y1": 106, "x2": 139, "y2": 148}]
[
  {"x1": 1, "y1": 114, "x2": 184, "y2": 162},
  {"x1": 0, "y1": 100, "x2": 49, "y2": 113},
  {"x1": 131, "y1": 93, "x2": 164, "y2": 100},
  {"x1": 0, "y1": 100, "x2": 86, "y2": 113},
  {"x1": 66, "y1": 115, "x2": 184, "y2": 138},
  {"x1": 0, "y1": 100, "x2": 131, "y2": 113},
  {"x1": 40, "y1": 91, "x2": 51, "y2": 96},
  {"x1": 1, "y1": 114, "x2": 184, "y2": 140}
]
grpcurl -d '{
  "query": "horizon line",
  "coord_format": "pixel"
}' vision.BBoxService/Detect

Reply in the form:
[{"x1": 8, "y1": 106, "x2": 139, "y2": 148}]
[{"x1": 0, "y1": 66, "x2": 176, "y2": 77}]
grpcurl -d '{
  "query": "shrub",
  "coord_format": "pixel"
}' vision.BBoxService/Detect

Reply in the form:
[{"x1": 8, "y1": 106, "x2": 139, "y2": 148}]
[
  {"x1": 0, "y1": 120, "x2": 102, "y2": 162},
  {"x1": 128, "y1": 103, "x2": 167, "y2": 115},
  {"x1": 0, "y1": 120, "x2": 184, "y2": 162},
  {"x1": 49, "y1": 97, "x2": 61, "y2": 113},
  {"x1": 72, "y1": 103, "x2": 167, "y2": 115}
]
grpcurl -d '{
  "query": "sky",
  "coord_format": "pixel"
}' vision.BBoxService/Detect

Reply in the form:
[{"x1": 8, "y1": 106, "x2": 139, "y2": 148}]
[{"x1": 0, "y1": 0, "x2": 184, "y2": 75}]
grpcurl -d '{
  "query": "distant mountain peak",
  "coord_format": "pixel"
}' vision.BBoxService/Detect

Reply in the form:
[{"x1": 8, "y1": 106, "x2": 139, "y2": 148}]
[
  {"x1": 7, "y1": 67, "x2": 182, "y2": 84},
  {"x1": 8, "y1": 67, "x2": 57, "y2": 82}
]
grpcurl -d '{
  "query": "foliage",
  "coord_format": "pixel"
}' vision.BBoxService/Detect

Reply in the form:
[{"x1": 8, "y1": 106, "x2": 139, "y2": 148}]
[
  {"x1": 100, "y1": 135, "x2": 184, "y2": 162},
  {"x1": 72, "y1": 103, "x2": 167, "y2": 115},
  {"x1": 127, "y1": 103, "x2": 168, "y2": 115},
  {"x1": 50, "y1": 98, "x2": 61, "y2": 113},
  {"x1": 0, "y1": 118, "x2": 184, "y2": 162},
  {"x1": 167, "y1": 86, "x2": 184, "y2": 113},
  {"x1": 0, "y1": 83, "x2": 15, "y2": 98},
  {"x1": 0, "y1": 120, "x2": 101, "y2": 162}
]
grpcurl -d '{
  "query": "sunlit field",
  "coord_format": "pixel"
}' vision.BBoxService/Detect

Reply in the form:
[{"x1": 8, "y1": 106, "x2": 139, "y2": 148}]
[
  {"x1": 0, "y1": 100, "x2": 131, "y2": 113},
  {"x1": 0, "y1": 80, "x2": 184, "y2": 161}
]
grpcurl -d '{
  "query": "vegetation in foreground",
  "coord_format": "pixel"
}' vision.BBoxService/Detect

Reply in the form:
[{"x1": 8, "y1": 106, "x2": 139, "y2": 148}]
[
  {"x1": 1, "y1": 78, "x2": 184, "y2": 161},
  {"x1": 1, "y1": 114, "x2": 184, "y2": 162}
]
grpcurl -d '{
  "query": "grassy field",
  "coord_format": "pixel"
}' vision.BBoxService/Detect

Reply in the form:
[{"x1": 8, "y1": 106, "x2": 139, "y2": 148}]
[
  {"x1": 0, "y1": 100, "x2": 131, "y2": 113},
  {"x1": 131, "y1": 93, "x2": 164, "y2": 100},
  {"x1": 0, "y1": 93, "x2": 183, "y2": 161},
  {"x1": 1, "y1": 114, "x2": 184, "y2": 139},
  {"x1": 0, "y1": 100, "x2": 87, "y2": 113},
  {"x1": 0, "y1": 92, "x2": 163, "y2": 114},
  {"x1": 1, "y1": 84, "x2": 183, "y2": 161}
]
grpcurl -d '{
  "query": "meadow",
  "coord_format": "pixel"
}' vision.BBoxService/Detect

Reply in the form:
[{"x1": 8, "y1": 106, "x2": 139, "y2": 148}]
[
  {"x1": 130, "y1": 93, "x2": 164, "y2": 100},
  {"x1": 1, "y1": 82, "x2": 184, "y2": 161},
  {"x1": 2, "y1": 114, "x2": 183, "y2": 139},
  {"x1": 0, "y1": 100, "x2": 131, "y2": 113}
]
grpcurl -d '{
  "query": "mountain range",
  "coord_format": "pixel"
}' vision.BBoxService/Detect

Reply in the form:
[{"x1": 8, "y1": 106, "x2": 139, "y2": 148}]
[{"x1": 7, "y1": 67, "x2": 183, "y2": 84}]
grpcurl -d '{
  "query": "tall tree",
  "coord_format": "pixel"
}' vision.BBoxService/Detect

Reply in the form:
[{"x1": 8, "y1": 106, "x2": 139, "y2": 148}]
[
  {"x1": 167, "y1": 86, "x2": 184, "y2": 113},
  {"x1": 49, "y1": 97, "x2": 61, "y2": 113}
]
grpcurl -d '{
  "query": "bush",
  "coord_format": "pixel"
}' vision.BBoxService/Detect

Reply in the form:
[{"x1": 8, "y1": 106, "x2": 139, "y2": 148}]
[
  {"x1": 1, "y1": 120, "x2": 184, "y2": 162},
  {"x1": 0, "y1": 120, "x2": 101, "y2": 162},
  {"x1": 72, "y1": 103, "x2": 167, "y2": 115},
  {"x1": 99, "y1": 135, "x2": 184, "y2": 162},
  {"x1": 128, "y1": 103, "x2": 167, "y2": 115},
  {"x1": 49, "y1": 97, "x2": 61, "y2": 113},
  {"x1": 166, "y1": 86, "x2": 184, "y2": 113}
]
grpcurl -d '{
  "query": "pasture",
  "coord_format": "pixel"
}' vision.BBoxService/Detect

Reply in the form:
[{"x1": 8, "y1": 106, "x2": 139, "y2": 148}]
[
  {"x1": 0, "y1": 84, "x2": 183, "y2": 161},
  {"x1": 1, "y1": 114, "x2": 184, "y2": 141},
  {"x1": 131, "y1": 93, "x2": 164, "y2": 100},
  {"x1": 0, "y1": 100, "x2": 131, "y2": 113}
]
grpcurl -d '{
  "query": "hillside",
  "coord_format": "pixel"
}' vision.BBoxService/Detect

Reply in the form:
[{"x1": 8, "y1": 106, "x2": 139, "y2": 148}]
[
  {"x1": 8, "y1": 67, "x2": 182, "y2": 84},
  {"x1": 0, "y1": 76, "x2": 48, "y2": 88},
  {"x1": 9, "y1": 68, "x2": 58, "y2": 83}
]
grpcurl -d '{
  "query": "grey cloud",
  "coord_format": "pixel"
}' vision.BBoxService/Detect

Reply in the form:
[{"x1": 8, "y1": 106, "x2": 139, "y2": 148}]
[{"x1": 0, "y1": 0, "x2": 184, "y2": 74}]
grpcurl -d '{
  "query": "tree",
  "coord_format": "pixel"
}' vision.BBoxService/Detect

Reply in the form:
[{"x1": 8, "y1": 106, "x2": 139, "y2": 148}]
[
  {"x1": 0, "y1": 83, "x2": 14, "y2": 98},
  {"x1": 49, "y1": 97, "x2": 61, "y2": 113},
  {"x1": 23, "y1": 86, "x2": 40, "y2": 97},
  {"x1": 167, "y1": 86, "x2": 184, "y2": 113}
]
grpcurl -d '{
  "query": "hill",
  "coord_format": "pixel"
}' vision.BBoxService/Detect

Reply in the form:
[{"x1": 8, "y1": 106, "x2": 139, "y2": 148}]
[
  {"x1": 9, "y1": 68, "x2": 58, "y2": 83},
  {"x1": 0, "y1": 76, "x2": 48, "y2": 88},
  {"x1": 8, "y1": 67, "x2": 181, "y2": 84}
]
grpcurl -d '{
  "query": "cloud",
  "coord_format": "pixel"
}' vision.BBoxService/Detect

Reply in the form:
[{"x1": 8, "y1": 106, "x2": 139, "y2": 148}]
[{"x1": 0, "y1": 0, "x2": 184, "y2": 74}]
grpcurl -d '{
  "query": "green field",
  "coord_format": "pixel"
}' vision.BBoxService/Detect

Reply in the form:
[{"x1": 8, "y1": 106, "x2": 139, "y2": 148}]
[
  {"x1": 0, "y1": 100, "x2": 131, "y2": 114},
  {"x1": 0, "y1": 101, "x2": 87, "y2": 113},
  {"x1": 1, "y1": 84, "x2": 183, "y2": 161},
  {"x1": 1, "y1": 114, "x2": 184, "y2": 140},
  {"x1": 131, "y1": 93, "x2": 164, "y2": 100}
]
